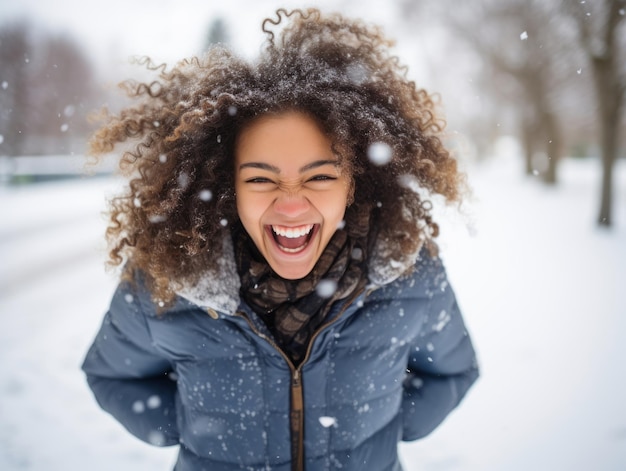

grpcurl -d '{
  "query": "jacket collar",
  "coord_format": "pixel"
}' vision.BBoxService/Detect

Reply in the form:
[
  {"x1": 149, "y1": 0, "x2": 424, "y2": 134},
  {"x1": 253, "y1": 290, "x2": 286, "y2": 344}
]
[{"x1": 175, "y1": 234, "x2": 422, "y2": 315}]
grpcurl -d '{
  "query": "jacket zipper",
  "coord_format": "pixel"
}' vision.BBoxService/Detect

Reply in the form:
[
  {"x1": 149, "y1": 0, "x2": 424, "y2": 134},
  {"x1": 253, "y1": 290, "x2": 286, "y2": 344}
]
[
  {"x1": 290, "y1": 368, "x2": 304, "y2": 471},
  {"x1": 234, "y1": 312, "x2": 303, "y2": 470},
  {"x1": 235, "y1": 287, "x2": 365, "y2": 471}
]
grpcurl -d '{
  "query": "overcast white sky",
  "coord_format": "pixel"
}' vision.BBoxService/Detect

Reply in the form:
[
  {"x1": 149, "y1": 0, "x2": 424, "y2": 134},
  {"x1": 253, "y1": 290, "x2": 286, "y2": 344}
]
[{"x1": 0, "y1": 0, "x2": 412, "y2": 75}]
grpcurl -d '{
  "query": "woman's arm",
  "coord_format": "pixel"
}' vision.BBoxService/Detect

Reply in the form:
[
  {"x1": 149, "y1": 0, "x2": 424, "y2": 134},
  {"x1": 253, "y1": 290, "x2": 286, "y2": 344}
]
[
  {"x1": 81, "y1": 280, "x2": 179, "y2": 446},
  {"x1": 401, "y1": 256, "x2": 479, "y2": 441}
]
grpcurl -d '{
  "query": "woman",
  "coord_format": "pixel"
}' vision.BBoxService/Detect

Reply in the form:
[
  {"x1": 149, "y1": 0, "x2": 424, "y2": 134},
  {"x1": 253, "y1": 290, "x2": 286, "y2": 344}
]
[{"x1": 82, "y1": 8, "x2": 479, "y2": 471}]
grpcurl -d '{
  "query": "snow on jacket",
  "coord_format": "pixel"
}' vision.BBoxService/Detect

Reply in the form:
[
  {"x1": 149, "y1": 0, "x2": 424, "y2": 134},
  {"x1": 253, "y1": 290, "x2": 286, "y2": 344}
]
[{"x1": 82, "y1": 246, "x2": 479, "y2": 471}]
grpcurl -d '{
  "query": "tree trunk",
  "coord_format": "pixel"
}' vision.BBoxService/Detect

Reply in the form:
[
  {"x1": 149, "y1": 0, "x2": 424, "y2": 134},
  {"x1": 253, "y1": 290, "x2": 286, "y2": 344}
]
[
  {"x1": 590, "y1": 0, "x2": 624, "y2": 227},
  {"x1": 542, "y1": 110, "x2": 563, "y2": 185},
  {"x1": 521, "y1": 119, "x2": 535, "y2": 176},
  {"x1": 597, "y1": 124, "x2": 615, "y2": 226},
  {"x1": 525, "y1": 69, "x2": 561, "y2": 184},
  {"x1": 595, "y1": 60, "x2": 622, "y2": 227},
  {"x1": 594, "y1": 58, "x2": 621, "y2": 227}
]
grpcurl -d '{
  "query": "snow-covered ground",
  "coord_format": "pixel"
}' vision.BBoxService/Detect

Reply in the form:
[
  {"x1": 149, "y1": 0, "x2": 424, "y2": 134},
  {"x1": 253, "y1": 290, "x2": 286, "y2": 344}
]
[{"x1": 0, "y1": 154, "x2": 624, "y2": 471}]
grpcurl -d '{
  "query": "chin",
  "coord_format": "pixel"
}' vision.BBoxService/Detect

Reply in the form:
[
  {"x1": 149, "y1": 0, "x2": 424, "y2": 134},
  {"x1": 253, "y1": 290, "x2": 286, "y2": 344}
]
[{"x1": 270, "y1": 261, "x2": 315, "y2": 280}]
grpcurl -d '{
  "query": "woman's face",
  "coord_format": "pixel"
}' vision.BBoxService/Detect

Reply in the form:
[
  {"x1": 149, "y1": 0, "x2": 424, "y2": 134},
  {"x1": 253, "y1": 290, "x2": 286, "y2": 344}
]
[{"x1": 235, "y1": 111, "x2": 351, "y2": 280}]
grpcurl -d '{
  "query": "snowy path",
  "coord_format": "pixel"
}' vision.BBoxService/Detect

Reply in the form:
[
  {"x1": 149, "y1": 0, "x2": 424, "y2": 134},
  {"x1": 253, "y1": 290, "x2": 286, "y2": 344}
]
[{"x1": 0, "y1": 157, "x2": 624, "y2": 470}]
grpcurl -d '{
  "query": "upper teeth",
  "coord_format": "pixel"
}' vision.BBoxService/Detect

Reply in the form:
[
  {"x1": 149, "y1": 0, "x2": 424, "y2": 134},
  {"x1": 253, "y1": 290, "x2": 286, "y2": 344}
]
[{"x1": 272, "y1": 224, "x2": 313, "y2": 238}]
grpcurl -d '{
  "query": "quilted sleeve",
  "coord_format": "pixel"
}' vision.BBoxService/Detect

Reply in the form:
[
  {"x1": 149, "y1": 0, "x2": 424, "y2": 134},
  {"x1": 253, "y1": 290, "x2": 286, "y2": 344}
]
[
  {"x1": 81, "y1": 280, "x2": 179, "y2": 446},
  {"x1": 401, "y1": 254, "x2": 479, "y2": 441}
]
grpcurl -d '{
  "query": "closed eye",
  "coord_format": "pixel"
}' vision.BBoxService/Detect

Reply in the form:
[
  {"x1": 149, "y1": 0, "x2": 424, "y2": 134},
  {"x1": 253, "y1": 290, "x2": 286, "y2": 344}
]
[
  {"x1": 245, "y1": 177, "x2": 275, "y2": 184},
  {"x1": 307, "y1": 175, "x2": 337, "y2": 182}
]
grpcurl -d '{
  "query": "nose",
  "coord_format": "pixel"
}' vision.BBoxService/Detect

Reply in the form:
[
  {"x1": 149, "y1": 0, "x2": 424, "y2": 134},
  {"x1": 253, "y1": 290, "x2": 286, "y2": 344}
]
[{"x1": 273, "y1": 192, "x2": 310, "y2": 218}]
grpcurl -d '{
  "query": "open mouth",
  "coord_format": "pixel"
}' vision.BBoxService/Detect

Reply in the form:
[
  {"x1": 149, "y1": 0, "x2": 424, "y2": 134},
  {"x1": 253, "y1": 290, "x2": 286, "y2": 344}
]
[{"x1": 268, "y1": 224, "x2": 317, "y2": 254}]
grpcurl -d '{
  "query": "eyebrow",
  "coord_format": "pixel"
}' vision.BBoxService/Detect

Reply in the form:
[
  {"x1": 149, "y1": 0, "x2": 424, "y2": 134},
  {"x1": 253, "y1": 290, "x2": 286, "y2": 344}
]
[{"x1": 238, "y1": 159, "x2": 339, "y2": 173}]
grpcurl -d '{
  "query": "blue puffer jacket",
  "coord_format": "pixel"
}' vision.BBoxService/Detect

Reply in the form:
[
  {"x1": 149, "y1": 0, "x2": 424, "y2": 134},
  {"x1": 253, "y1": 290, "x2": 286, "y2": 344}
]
[{"x1": 82, "y1": 248, "x2": 478, "y2": 471}]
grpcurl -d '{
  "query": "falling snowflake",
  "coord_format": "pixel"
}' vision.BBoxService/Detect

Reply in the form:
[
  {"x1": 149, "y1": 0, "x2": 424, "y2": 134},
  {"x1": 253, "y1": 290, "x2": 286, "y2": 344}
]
[
  {"x1": 132, "y1": 400, "x2": 145, "y2": 413},
  {"x1": 316, "y1": 279, "x2": 338, "y2": 298},
  {"x1": 367, "y1": 142, "x2": 392, "y2": 166},
  {"x1": 397, "y1": 174, "x2": 420, "y2": 193},
  {"x1": 147, "y1": 430, "x2": 166, "y2": 446},
  {"x1": 198, "y1": 189, "x2": 213, "y2": 201},
  {"x1": 177, "y1": 172, "x2": 190, "y2": 190},
  {"x1": 147, "y1": 395, "x2": 161, "y2": 409},
  {"x1": 148, "y1": 214, "x2": 167, "y2": 223},
  {"x1": 410, "y1": 377, "x2": 424, "y2": 389}
]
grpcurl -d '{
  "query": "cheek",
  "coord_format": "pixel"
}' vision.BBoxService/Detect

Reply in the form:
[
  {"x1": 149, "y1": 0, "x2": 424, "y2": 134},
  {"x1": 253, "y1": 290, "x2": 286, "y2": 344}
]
[
  {"x1": 236, "y1": 191, "x2": 272, "y2": 233},
  {"x1": 236, "y1": 191, "x2": 256, "y2": 226},
  {"x1": 318, "y1": 190, "x2": 348, "y2": 227}
]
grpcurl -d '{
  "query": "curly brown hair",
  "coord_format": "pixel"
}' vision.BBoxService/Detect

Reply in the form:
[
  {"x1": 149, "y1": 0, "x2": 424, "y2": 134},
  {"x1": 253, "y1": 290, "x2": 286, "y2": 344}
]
[{"x1": 89, "y1": 8, "x2": 465, "y2": 305}]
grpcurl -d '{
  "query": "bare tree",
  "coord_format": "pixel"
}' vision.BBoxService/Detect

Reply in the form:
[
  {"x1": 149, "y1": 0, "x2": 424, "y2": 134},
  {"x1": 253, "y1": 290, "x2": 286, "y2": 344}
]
[
  {"x1": 29, "y1": 32, "x2": 96, "y2": 153},
  {"x1": 404, "y1": 0, "x2": 581, "y2": 183},
  {"x1": 204, "y1": 17, "x2": 230, "y2": 51},
  {"x1": 564, "y1": 0, "x2": 625, "y2": 227},
  {"x1": 0, "y1": 22, "x2": 31, "y2": 156},
  {"x1": 0, "y1": 21, "x2": 98, "y2": 156}
]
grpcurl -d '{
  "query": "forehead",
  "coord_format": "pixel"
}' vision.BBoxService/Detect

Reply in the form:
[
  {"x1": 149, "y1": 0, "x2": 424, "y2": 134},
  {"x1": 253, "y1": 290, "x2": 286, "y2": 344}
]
[{"x1": 235, "y1": 112, "x2": 335, "y2": 166}]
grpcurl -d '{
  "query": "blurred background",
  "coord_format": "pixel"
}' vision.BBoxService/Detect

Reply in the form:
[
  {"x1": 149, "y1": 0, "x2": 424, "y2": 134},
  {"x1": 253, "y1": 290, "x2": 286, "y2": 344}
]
[
  {"x1": 1, "y1": 0, "x2": 624, "y2": 200},
  {"x1": 0, "y1": 0, "x2": 625, "y2": 470}
]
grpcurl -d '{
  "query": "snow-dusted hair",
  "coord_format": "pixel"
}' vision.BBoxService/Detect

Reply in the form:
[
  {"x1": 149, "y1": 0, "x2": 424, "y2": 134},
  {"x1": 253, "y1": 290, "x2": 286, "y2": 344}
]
[{"x1": 89, "y1": 8, "x2": 465, "y2": 304}]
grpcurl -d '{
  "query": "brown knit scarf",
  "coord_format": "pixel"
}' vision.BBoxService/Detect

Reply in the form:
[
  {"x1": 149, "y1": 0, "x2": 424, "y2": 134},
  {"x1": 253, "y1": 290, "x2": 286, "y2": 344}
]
[{"x1": 234, "y1": 217, "x2": 369, "y2": 365}]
